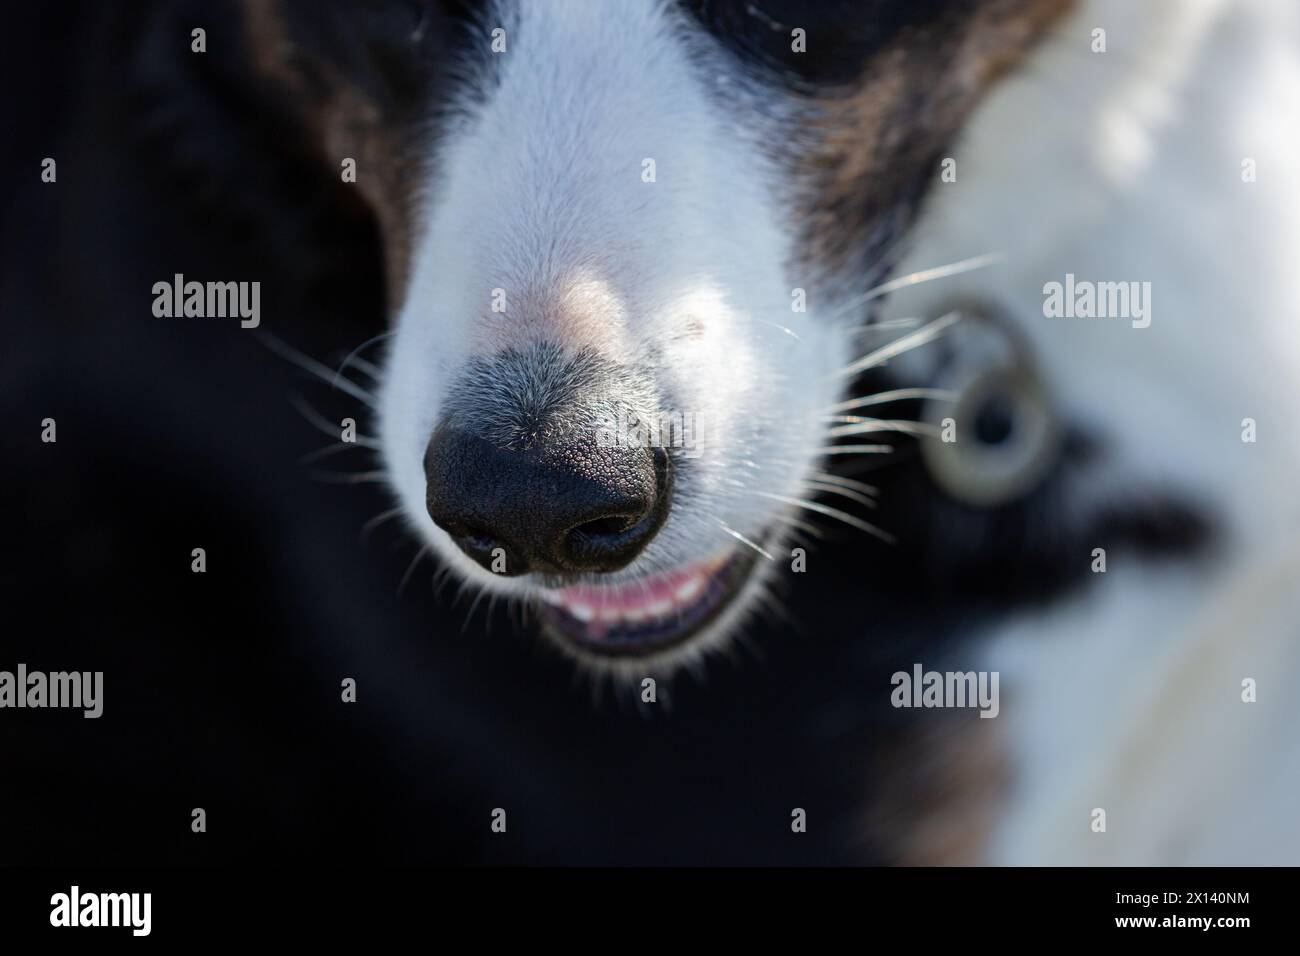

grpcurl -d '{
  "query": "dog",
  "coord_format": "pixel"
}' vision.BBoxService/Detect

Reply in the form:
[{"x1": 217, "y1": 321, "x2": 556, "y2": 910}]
[{"x1": 7, "y1": 0, "x2": 1297, "y2": 866}]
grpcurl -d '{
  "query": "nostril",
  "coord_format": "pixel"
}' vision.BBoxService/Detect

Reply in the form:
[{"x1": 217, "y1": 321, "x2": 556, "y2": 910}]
[
  {"x1": 559, "y1": 454, "x2": 672, "y2": 571},
  {"x1": 571, "y1": 513, "x2": 639, "y2": 539},
  {"x1": 450, "y1": 529, "x2": 528, "y2": 575},
  {"x1": 460, "y1": 529, "x2": 500, "y2": 554},
  {"x1": 561, "y1": 509, "x2": 652, "y2": 571}
]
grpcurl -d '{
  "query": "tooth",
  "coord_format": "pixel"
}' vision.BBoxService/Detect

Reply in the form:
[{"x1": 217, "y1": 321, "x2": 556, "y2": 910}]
[
  {"x1": 646, "y1": 599, "x2": 673, "y2": 617},
  {"x1": 568, "y1": 603, "x2": 595, "y2": 622},
  {"x1": 675, "y1": 577, "x2": 703, "y2": 603}
]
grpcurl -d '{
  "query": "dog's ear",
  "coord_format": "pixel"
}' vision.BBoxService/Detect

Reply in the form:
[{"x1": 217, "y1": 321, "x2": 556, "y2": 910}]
[
  {"x1": 234, "y1": 0, "x2": 466, "y2": 298},
  {"x1": 123, "y1": 1, "x2": 372, "y2": 280},
  {"x1": 125, "y1": 0, "x2": 452, "y2": 299}
]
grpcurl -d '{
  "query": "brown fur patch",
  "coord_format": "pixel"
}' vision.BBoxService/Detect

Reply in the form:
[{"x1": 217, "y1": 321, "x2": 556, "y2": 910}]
[
  {"x1": 239, "y1": 0, "x2": 426, "y2": 309},
  {"x1": 865, "y1": 715, "x2": 1011, "y2": 865},
  {"x1": 796, "y1": 0, "x2": 1077, "y2": 286}
]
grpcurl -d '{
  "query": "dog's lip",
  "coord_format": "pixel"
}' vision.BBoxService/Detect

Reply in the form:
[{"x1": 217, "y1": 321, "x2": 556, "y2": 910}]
[{"x1": 536, "y1": 546, "x2": 759, "y2": 655}]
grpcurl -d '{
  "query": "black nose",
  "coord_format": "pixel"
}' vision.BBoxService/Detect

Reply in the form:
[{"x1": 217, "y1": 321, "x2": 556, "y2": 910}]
[{"x1": 423, "y1": 423, "x2": 672, "y2": 576}]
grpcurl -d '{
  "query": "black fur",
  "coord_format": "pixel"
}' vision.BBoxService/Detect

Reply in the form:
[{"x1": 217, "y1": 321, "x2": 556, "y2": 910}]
[{"x1": 681, "y1": 0, "x2": 968, "y2": 87}]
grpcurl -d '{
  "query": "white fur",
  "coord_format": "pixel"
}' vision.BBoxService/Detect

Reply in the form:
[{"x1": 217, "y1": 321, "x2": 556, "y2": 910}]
[{"x1": 878, "y1": 0, "x2": 1300, "y2": 863}]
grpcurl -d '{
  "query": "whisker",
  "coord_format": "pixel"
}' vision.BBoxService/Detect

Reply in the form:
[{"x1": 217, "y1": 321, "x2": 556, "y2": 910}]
[
  {"x1": 748, "y1": 584, "x2": 799, "y2": 634},
  {"x1": 818, "y1": 444, "x2": 894, "y2": 455},
  {"x1": 804, "y1": 479, "x2": 877, "y2": 509},
  {"x1": 299, "y1": 442, "x2": 377, "y2": 465},
  {"x1": 431, "y1": 564, "x2": 457, "y2": 602},
  {"x1": 260, "y1": 331, "x2": 378, "y2": 408},
  {"x1": 333, "y1": 330, "x2": 395, "y2": 390},
  {"x1": 398, "y1": 544, "x2": 432, "y2": 594},
  {"x1": 825, "y1": 413, "x2": 933, "y2": 424},
  {"x1": 715, "y1": 519, "x2": 775, "y2": 561},
  {"x1": 829, "y1": 387, "x2": 957, "y2": 413},
  {"x1": 826, "y1": 419, "x2": 941, "y2": 439},
  {"x1": 831, "y1": 252, "x2": 1002, "y2": 321},
  {"x1": 754, "y1": 491, "x2": 896, "y2": 544},
  {"x1": 849, "y1": 317, "x2": 924, "y2": 337},
  {"x1": 308, "y1": 469, "x2": 388, "y2": 485},
  {"x1": 291, "y1": 394, "x2": 351, "y2": 441},
  {"x1": 485, "y1": 591, "x2": 505, "y2": 638},
  {"x1": 754, "y1": 318, "x2": 803, "y2": 341},
  {"x1": 807, "y1": 471, "x2": 878, "y2": 496},
  {"x1": 771, "y1": 514, "x2": 826, "y2": 538},
  {"x1": 349, "y1": 357, "x2": 382, "y2": 379},
  {"x1": 361, "y1": 507, "x2": 405, "y2": 542},
  {"x1": 461, "y1": 587, "x2": 489, "y2": 635},
  {"x1": 450, "y1": 577, "x2": 475, "y2": 612},
  {"x1": 288, "y1": 395, "x2": 380, "y2": 449},
  {"x1": 835, "y1": 311, "x2": 961, "y2": 378}
]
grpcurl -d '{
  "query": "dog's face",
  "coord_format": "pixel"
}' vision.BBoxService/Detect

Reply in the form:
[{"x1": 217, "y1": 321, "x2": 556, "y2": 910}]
[
  {"x1": 249, "y1": 0, "x2": 1072, "y2": 670},
  {"x1": 818, "y1": 0, "x2": 1300, "y2": 863}
]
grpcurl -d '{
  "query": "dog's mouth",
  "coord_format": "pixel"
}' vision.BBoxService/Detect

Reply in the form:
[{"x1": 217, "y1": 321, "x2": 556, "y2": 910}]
[{"x1": 536, "y1": 546, "x2": 761, "y2": 656}]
